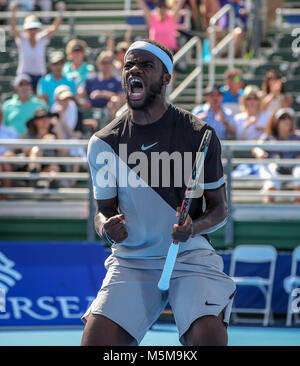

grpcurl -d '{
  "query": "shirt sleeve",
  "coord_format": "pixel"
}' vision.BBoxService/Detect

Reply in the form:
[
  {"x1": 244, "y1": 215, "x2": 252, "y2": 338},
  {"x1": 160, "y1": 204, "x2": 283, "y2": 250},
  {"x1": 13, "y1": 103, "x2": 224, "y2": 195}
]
[
  {"x1": 203, "y1": 128, "x2": 225, "y2": 190},
  {"x1": 87, "y1": 134, "x2": 117, "y2": 200}
]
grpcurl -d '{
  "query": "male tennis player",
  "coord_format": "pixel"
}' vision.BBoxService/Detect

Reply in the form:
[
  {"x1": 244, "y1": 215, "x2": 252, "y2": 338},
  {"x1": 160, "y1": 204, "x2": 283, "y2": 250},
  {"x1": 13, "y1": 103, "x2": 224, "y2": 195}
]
[{"x1": 81, "y1": 39, "x2": 236, "y2": 346}]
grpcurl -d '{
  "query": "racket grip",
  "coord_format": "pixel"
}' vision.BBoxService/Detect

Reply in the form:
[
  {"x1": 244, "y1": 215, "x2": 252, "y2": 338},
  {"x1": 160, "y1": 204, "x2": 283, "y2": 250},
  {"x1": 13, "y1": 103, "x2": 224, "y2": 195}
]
[{"x1": 158, "y1": 242, "x2": 179, "y2": 291}]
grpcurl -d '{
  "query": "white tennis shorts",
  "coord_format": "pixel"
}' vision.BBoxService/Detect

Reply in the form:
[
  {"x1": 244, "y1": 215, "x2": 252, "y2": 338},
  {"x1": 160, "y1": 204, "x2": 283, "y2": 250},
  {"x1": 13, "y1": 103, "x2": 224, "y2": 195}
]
[{"x1": 82, "y1": 248, "x2": 236, "y2": 345}]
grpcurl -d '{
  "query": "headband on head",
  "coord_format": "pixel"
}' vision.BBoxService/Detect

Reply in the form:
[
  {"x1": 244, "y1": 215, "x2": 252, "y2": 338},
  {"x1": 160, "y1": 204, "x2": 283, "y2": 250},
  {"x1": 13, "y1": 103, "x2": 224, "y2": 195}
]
[{"x1": 124, "y1": 41, "x2": 173, "y2": 75}]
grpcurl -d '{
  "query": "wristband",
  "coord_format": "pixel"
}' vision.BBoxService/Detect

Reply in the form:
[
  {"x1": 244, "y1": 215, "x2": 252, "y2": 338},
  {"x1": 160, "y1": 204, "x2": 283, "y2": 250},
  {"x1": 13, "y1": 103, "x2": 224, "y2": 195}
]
[{"x1": 99, "y1": 225, "x2": 116, "y2": 245}]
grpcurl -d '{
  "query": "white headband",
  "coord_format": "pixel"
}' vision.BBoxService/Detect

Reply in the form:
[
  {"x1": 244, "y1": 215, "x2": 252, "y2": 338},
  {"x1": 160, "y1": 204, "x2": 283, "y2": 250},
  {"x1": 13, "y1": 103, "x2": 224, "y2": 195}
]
[{"x1": 124, "y1": 41, "x2": 173, "y2": 75}]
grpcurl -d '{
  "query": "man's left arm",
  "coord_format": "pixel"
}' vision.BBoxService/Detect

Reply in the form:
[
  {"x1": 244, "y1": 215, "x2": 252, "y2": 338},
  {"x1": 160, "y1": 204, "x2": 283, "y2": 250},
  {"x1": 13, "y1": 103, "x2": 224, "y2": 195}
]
[{"x1": 171, "y1": 185, "x2": 227, "y2": 242}]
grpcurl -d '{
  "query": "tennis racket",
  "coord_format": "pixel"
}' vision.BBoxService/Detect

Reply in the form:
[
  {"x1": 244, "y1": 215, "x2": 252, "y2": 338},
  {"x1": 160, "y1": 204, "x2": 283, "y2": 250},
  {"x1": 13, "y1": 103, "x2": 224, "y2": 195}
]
[{"x1": 158, "y1": 128, "x2": 212, "y2": 291}]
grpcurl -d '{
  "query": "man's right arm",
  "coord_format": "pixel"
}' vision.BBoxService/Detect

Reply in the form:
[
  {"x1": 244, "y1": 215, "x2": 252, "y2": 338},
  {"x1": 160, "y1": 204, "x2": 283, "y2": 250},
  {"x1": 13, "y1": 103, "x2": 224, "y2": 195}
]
[{"x1": 94, "y1": 198, "x2": 128, "y2": 243}]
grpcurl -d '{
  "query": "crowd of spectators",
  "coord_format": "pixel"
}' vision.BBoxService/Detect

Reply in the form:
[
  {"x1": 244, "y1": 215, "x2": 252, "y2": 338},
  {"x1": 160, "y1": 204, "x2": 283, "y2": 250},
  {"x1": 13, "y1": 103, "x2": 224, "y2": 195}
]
[{"x1": 0, "y1": 0, "x2": 299, "y2": 203}]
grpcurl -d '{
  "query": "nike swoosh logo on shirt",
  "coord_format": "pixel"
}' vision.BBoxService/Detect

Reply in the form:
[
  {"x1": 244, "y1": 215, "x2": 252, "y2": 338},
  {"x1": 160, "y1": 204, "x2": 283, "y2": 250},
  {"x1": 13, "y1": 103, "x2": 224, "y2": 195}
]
[{"x1": 141, "y1": 142, "x2": 158, "y2": 151}]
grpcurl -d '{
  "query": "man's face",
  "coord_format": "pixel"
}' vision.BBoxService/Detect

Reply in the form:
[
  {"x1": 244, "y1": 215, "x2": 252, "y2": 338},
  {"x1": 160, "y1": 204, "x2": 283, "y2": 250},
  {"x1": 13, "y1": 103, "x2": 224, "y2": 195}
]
[
  {"x1": 50, "y1": 60, "x2": 64, "y2": 75},
  {"x1": 15, "y1": 79, "x2": 32, "y2": 98},
  {"x1": 226, "y1": 74, "x2": 243, "y2": 91},
  {"x1": 122, "y1": 50, "x2": 166, "y2": 110},
  {"x1": 98, "y1": 57, "x2": 113, "y2": 75},
  {"x1": 205, "y1": 91, "x2": 223, "y2": 108}
]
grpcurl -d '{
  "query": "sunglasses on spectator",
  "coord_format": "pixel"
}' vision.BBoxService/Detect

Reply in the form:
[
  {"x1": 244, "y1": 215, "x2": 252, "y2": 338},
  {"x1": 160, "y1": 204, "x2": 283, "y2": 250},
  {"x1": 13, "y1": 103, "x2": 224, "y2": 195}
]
[{"x1": 228, "y1": 75, "x2": 242, "y2": 82}]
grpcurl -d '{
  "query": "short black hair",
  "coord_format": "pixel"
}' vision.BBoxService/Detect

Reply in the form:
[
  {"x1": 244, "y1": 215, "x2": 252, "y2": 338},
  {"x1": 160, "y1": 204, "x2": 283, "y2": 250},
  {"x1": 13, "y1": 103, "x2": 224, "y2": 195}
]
[{"x1": 138, "y1": 39, "x2": 173, "y2": 74}]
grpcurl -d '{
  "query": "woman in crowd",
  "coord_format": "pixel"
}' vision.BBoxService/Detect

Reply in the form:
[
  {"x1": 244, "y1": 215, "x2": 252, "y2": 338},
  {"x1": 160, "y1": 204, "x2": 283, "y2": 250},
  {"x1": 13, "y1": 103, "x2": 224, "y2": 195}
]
[
  {"x1": 10, "y1": 0, "x2": 65, "y2": 91},
  {"x1": 23, "y1": 108, "x2": 67, "y2": 188},
  {"x1": 261, "y1": 69, "x2": 293, "y2": 115},
  {"x1": 234, "y1": 85, "x2": 270, "y2": 140},
  {"x1": 136, "y1": 0, "x2": 186, "y2": 54},
  {"x1": 252, "y1": 108, "x2": 300, "y2": 204},
  {"x1": 63, "y1": 39, "x2": 95, "y2": 88}
]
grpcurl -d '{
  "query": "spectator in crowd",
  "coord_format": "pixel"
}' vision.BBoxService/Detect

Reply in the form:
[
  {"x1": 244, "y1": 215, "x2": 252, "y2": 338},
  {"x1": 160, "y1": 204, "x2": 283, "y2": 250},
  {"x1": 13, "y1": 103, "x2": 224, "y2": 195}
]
[
  {"x1": 220, "y1": 68, "x2": 244, "y2": 116},
  {"x1": 105, "y1": 31, "x2": 131, "y2": 81},
  {"x1": 261, "y1": 69, "x2": 293, "y2": 115},
  {"x1": 0, "y1": 104, "x2": 19, "y2": 195},
  {"x1": 37, "y1": 50, "x2": 77, "y2": 107},
  {"x1": 252, "y1": 108, "x2": 300, "y2": 204},
  {"x1": 234, "y1": 85, "x2": 270, "y2": 140},
  {"x1": 51, "y1": 85, "x2": 83, "y2": 140},
  {"x1": 217, "y1": 0, "x2": 248, "y2": 57},
  {"x1": 192, "y1": 85, "x2": 235, "y2": 140},
  {"x1": 23, "y1": 107, "x2": 67, "y2": 188},
  {"x1": 77, "y1": 50, "x2": 124, "y2": 121},
  {"x1": 3, "y1": 73, "x2": 47, "y2": 135},
  {"x1": 10, "y1": 1, "x2": 66, "y2": 91},
  {"x1": 51, "y1": 85, "x2": 85, "y2": 186},
  {"x1": 63, "y1": 39, "x2": 95, "y2": 89},
  {"x1": 200, "y1": 0, "x2": 220, "y2": 28},
  {"x1": 136, "y1": 0, "x2": 186, "y2": 54}
]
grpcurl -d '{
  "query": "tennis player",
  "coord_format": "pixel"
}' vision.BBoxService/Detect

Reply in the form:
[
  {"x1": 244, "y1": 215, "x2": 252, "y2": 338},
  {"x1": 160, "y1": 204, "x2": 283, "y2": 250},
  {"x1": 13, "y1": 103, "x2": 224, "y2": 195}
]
[{"x1": 81, "y1": 40, "x2": 236, "y2": 346}]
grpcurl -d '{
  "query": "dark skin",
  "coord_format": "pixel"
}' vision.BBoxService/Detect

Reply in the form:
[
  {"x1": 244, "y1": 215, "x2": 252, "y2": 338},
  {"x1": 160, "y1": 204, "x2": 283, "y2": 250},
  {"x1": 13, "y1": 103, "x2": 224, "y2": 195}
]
[{"x1": 81, "y1": 49, "x2": 228, "y2": 346}]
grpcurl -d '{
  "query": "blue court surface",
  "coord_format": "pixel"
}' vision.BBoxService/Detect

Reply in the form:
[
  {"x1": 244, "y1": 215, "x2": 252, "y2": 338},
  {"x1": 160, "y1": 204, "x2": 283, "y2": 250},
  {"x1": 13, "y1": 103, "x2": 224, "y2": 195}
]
[{"x1": 1, "y1": 324, "x2": 300, "y2": 346}]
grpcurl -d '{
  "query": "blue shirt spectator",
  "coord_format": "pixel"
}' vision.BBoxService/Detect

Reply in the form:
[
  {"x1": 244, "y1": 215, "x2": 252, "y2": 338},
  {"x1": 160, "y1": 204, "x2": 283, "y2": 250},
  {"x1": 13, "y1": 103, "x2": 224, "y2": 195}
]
[
  {"x1": 192, "y1": 85, "x2": 236, "y2": 140},
  {"x1": 220, "y1": 68, "x2": 244, "y2": 116},
  {"x1": 37, "y1": 51, "x2": 76, "y2": 107},
  {"x1": 83, "y1": 75, "x2": 123, "y2": 109},
  {"x1": 77, "y1": 50, "x2": 124, "y2": 112}
]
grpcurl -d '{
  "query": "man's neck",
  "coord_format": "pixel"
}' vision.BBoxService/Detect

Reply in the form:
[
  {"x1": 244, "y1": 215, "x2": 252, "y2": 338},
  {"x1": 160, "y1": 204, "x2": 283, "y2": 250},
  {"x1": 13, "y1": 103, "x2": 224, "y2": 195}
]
[
  {"x1": 18, "y1": 95, "x2": 30, "y2": 103},
  {"x1": 52, "y1": 73, "x2": 62, "y2": 81},
  {"x1": 130, "y1": 100, "x2": 169, "y2": 126}
]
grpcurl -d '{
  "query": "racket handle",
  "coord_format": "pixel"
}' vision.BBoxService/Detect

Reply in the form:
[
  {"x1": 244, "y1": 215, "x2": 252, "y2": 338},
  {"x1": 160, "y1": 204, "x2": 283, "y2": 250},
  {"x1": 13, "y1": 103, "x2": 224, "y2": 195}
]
[{"x1": 158, "y1": 242, "x2": 179, "y2": 291}]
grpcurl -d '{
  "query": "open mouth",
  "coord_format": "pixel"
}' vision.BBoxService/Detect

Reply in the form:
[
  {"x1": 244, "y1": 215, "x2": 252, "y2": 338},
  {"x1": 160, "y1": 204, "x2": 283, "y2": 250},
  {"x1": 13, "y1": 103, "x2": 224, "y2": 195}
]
[{"x1": 128, "y1": 77, "x2": 145, "y2": 101}]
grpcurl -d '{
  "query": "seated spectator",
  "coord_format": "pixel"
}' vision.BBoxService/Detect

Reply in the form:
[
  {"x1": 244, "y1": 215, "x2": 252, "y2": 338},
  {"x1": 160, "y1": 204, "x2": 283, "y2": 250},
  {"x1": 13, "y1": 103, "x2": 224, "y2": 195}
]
[
  {"x1": 51, "y1": 85, "x2": 85, "y2": 186},
  {"x1": 0, "y1": 104, "x2": 19, "y2": 195},
  {"x1": 37, "y1": 50, "x2": 77, "y2": 107},
  {"x1": 63, "y1": 39, "x2": 95, "y2": 88},
  {"x1": 3, "y1": 73, "x2": 47, "y2": 135},
  {"x1": 252, "y1": 108, "x2": 300, "y2": 204},
  {"x1": 234, "y1": 85, "x2": 270, "y2": 140},
  {"x1": 77, "y1": 50, "x2": 124, "y2": 121},
  {"x1": 23, "y1": 108, "x2": 67, "y2": 188},
  {"x1": 192, "y1": 85, "x2": 235, "y2": 140},
  {"x1": 220, "y1": 68, "x2": 244, "y2": 116},
  {"x1": 10, "y1": 1, "x2": 65, "y2": 91},
  {"x1": 51, "y1": 85, "x2": 83, "y2": 140},
  {"x1": 136, "y1": 0, "x2": 186, "y2": 53},
  {"x1": 261, "y1": 69, "x2": 293, "y2": 115}
]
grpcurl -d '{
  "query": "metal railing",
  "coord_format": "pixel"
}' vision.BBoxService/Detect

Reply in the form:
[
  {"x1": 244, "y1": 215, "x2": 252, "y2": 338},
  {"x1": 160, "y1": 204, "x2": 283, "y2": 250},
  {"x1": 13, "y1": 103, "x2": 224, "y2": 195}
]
[
  {"x1": 1, "y1": 139, "x2": 300, "y2": 244},
  {"x1": 276, "y1": 8, "x2": 300, "y2": 28},
  {"x1": 208, "y1": 4, "x2": 235, "y2": 88},
  {"x1": 168, "y1": 36, "x2": 203, "y2": 105}
]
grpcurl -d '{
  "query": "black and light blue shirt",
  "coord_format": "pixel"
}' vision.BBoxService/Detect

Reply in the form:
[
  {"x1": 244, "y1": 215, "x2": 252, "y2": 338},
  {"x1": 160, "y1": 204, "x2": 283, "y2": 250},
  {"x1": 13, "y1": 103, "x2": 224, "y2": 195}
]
[{"x1": 88, "y1": 104, "x2": 226, "y2": 260}]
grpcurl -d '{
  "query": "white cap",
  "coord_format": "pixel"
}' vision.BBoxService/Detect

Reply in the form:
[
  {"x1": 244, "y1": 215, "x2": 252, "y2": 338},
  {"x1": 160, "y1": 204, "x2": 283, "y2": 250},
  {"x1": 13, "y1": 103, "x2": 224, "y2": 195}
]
[
  {"x1": 13, "y1": 73, "x2": 32, "y2": 86},
  {"x1": 23, "y1": 18, "x2": 42, "y2": 30},
  {"x1": 275, "y1": 108, "x2": 295, "y2": 120},
  {"x1": 54, "y1": 85, "x2": 73, "y2": 100}
]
